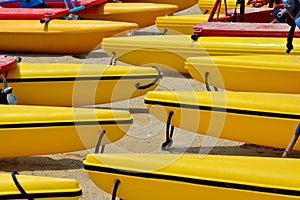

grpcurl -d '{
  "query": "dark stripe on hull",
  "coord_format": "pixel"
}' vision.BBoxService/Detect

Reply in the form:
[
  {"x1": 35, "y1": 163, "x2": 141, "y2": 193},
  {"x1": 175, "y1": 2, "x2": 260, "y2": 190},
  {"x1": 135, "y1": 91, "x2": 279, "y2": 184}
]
[
  {"x1": 84, "y1": 164, "x2": 300, "y2": 197},
  {"x1": 0, "y1": 119, "x2": 133, "y2": 129},
  {"x1": 5, "y1": 75, "x2": 158, "y2": 83},
  {"x1": 144, "y1": 99, "x2": 300, "y2": 120},
  {"x1": 0, "y1": 190, "x2": 82, "y2": 199}
]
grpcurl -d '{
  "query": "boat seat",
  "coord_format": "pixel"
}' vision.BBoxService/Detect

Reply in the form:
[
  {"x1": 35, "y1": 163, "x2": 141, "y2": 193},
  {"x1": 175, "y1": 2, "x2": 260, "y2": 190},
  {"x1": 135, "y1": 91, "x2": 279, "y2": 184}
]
[
  {"x1": 193, "y1": 21, "x2": 300, "y2": 37},
  {"x1": 213, "y1": 7, "x2": 275, "y2": 22},
  {"x1": 0, "y1": 55, "x2": 18, "y2": 74}
]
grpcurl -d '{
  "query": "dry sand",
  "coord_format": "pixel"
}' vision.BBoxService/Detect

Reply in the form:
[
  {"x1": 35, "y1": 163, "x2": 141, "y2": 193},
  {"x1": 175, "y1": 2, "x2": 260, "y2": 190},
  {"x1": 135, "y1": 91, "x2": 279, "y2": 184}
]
[{"x1": 1, "y1": 4, "x2": 300, "y2": 200}]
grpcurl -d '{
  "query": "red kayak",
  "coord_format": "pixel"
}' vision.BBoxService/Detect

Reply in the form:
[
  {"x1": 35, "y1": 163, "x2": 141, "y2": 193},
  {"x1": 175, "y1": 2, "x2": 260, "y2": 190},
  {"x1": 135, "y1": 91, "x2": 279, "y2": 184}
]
[
  {"x1": 0, "y1": 0, "x2": 107, "y2": 18},
  {"x1": 1, "y1": 0, "x2": 107, "y2": 9},
  {"x1": 0, "y1": 55, "x2": 18, "y2": 74},
  {"x1": 0, "y1": 7, "x2": 69, "y2": 19},
  {"x1": 193, "y1": 22, "x2": 300, "y2": 38}
]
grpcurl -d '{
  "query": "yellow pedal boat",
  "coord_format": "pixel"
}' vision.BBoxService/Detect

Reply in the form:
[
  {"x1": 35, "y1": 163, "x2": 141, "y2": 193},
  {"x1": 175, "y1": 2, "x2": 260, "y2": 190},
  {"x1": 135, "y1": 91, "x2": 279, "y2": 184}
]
[
  {"x1": 144, "y1": 91, "x2": 300, "y2": 151},
  {"x1": 0, "y1": 172, "x2": 82, "y2": 199},
  {"x1": 5, "y1": 63, "x2": 162, "y2": 106},
  {"x1": 101, "y1": 35, "x2": 299, "y2": 73},
  {"x1": 77, "y1": 3, "x2": 178, "y2": 28},
  {"x1": 198, "y1": 0, "x2": 258, "y2": 13},
  {"x1": 1, "y1": 19, "x2": 137, "y2": 55},
  {"x1": 155, "y1": 14, "x2": 209, "y2": 34},
  {"x1": 119, "y1": 0, "x2": 198, "y2": 12},
  {"x1": 0, "y1": 104, "x2": 132, "y2": 158},
  {"x1": 84, "y1": 153, "x2": 300, "y2": 200},
  {"x1": 185, "y1": 55, "x2": 300, "y2": 94}
]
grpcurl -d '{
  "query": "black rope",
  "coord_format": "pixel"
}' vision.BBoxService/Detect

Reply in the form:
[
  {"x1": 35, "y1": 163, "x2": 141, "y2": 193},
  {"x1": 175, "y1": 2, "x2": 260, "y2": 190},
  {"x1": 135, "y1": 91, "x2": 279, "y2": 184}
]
[
  {"x1": 11, "y1": 171, "x2": 33, "y2": 200},
  {"x1": 111, "y1": 179, "x2": 121, "y2": 200},
  {"x1": 94, "y1": 130, "x2": 106, "y2": 153},
  {"x1": 162, "y1": 111, "x2": 174, "y2": 150},
  {"x1": 135, "y1": 66, "x2": 162, "y2": 89}
]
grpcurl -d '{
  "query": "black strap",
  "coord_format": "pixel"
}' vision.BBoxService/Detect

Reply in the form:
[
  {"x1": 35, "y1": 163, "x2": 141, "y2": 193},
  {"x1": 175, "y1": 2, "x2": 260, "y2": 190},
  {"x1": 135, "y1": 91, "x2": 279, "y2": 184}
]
[
  {"x1": 269, "y1": 0, "x2": 274, "y2": 8},
  {"x1": 162, "y1": 111, "x2": 174, "y2": 150},
  {"x1": 205, "y1": 72, "x2": 219, "y2": 92},
  {"x1": 94, "y1": 130, "x2": 106, "y2": 153},
  {"x1": 11, "y1": 171, "x2": 33, "y2": 200},
  {"x1": 232, "y1": 0, "x2": 240, "y2": 22},
  {"x1": 286, "y1": 22, "x2": 296, "y2": 54},
  {"x1": 135, "y1": 66, "x2": 162, "y2": 90},
  {"x1": 112, "y1": 179, "x2": 121, "y2": 200}
]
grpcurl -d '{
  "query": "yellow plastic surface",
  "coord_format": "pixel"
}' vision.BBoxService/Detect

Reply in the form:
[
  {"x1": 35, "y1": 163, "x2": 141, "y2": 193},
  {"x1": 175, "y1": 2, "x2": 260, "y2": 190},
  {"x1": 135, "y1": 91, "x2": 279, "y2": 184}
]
[
  {"x1": 0, "y1": 104, "x2": 132, "y2": 158},
  {"x1": 155, "y1": 14, "x2": 209, "y2": 34},
  {"x1": 120, "y1": 0, "x2": 198, "y2": 11},
  {"x1": 145, "y1": 91, "x2": 300, "y2": 150},
  {"x1": 185, "y1": 55, "x2": 300, "y2": 94},
  {"x1": 1, "y1": 20, "x2": 137, "y2": 54},
  {"x1": 0, "y1": 173, "x2": 81, "y2": 199},
  {"x1": 78, "y1": 3, "x2": 178, "y2": 28},
  {"x1": 198, "y1": 0, "x2": 258, "y2": 13},
  {"x1": 84, "y1": 153, "x2": 300, "y2": 199},
  {"x1": 7, "y1": 63, "x2": 161, "y2": 106},
  {"x1": 102, "y1": 35, "x2": 299, "y2": 73}
]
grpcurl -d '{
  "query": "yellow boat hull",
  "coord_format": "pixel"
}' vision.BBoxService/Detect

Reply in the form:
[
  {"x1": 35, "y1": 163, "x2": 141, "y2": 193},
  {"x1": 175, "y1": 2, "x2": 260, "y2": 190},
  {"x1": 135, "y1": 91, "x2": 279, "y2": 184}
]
[
  {"x1": 6, "y1": 63, "x2": 162, "y2": 106},
  {"x1": 84, "y1": 153, "x2": 300, "y2": 199},
  {"x1": 185, "y1": 55, "x2": 300, "y2": 94},
  {"x1": 155, "y1": 14, "x2": 209, "y2": 34},
  {"x1": 77, "y1": 3, "x2": 178, "y2": 28},
  {"x1": 1, "y1": 20, "x2": 137, "y2": 54},
  {"x1": 120, "y1": 0, "x2": 198, "y2": 12},
  {"x1": 0, "y1": 172, "x2": 82, "y2": 199},
  {"x1": 144, "y1": 91, "x2": 300, "y2": 150},
  {"x1": 0, "y1": 105, "x2": 132, "y2": 158},
  {"x1": 198, "y1": 0, "x2": 258, "y2": 13},
  {"x1": 102, "y1": 35, "x2": 298, "y2": 73}
]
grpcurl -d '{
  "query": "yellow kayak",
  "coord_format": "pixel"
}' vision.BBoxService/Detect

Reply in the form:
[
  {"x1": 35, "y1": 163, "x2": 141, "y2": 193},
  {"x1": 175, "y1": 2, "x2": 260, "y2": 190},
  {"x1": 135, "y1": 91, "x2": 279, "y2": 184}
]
[
  {"x1": 144, "y1": 91, "x2": 300, "y2": 150},
  {"x1": 102, "y1": 35, "x2": 298, "y2": 73},
  {"x1": 84, "y1": 153, "x2": 300, "y2": 199},
  {"x1": 155, "y1": 14, "x2": 209, "y2": 34},
  {"x1": 5, "y1": 63, "x2": 162, "y2": 106},
  {"x1": 77, "y1": 3, "x2": 178, "y2": 28},
  {"x1": 120, "y1": 0, "x2": 198, "y2": 12},
  {"x1": 0, "y1": 104, "x2": 132, "y2": 158},
  {"x1": 185, "y1": 55, "x2": 300, "y2": 94},
  {"x1": 1, "y1": 20, "x2": 137, "y2": 54},
  {"x1": 0, "y1": 172, "x2": 82, "y2": 199}
]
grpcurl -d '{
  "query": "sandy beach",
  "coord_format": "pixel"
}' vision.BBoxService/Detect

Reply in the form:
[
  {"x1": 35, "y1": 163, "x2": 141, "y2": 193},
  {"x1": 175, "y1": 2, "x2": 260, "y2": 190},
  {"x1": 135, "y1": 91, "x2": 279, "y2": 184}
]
[{"x1": 1, "y1": 4, "x2": 300, "y2": 199}]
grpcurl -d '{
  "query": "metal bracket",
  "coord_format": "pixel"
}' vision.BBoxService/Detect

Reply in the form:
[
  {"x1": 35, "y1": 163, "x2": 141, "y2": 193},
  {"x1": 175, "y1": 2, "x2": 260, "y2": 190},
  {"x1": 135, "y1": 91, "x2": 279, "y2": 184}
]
[
  {"x1": 40, "y1": 17, "x2": 52, "y2": 24},
  {"x1": 281, "y1": 123, "x2": 300, "y2": 158},
  {"x1": 1, "y1": 75, "x2": 17, "y2": 105},
  {"x1": 109, "y1": 52, "x2": 117, "y2": 66}
]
